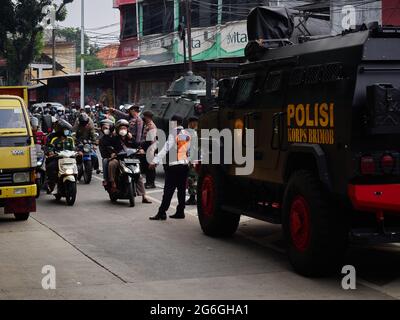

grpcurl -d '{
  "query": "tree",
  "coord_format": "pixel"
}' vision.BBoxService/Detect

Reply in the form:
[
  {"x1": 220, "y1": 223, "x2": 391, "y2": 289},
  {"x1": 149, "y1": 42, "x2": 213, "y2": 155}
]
[
  {"x1": 0, "y1": 1, "x2": 69, "y2": 85},
  {"x1": 56, "y1": 28, "x2": 105, "y2": 71},
  {"x1": 0, "y1": 1, "x2": 50, "y2": 84}
]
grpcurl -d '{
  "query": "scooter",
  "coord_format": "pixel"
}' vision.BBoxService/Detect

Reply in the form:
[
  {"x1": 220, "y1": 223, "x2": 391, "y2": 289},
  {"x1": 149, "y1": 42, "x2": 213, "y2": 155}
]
[
  {"x1": 35, "y1": 145, "x2": 46, "y2": 198},
  {"x1": 76, "y1": 140, "x2": 95, "y2": 184},
  {"x1": 54, "y1": 150, "x2": 78, "y2": 206},
  {"x1": 104, "y1": 148, "x2": 141, "y2": 207}
]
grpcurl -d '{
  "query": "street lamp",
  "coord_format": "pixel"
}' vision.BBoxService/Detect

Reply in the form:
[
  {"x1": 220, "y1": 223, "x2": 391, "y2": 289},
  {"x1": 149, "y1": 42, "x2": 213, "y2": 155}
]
[{"x1": 52, "y1": 0, "x2": 74, "y2": 76}]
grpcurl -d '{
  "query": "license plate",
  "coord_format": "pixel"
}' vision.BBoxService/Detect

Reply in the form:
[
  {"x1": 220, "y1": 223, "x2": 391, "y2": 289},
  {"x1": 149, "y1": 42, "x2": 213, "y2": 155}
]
[{"x1": 124, "y1": 159, "x2": 139, "y2": 164}]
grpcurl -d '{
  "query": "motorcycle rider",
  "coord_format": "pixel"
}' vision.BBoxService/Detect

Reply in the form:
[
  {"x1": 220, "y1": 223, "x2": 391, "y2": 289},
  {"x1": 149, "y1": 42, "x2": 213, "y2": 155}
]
[
  {"x1": 46, "y1": 120, "x2": 75, "y2": 193},
  {"x1": 108, "y1": 119, "x2": 151, "y2": 204},
  {"x1": 73, "y1": 112, "x2": 100, "y2": 174},
  {"x1": 98, "y1": 119, "x2": 115, "y2": 186},
  {"x1": 30, "y1": 117, "x2": 47, "y2": 146},
  {"x1": 41, "y1": 104, "x2": 54, "y2": 134},
  {"x1": 111, "y1": 104, "x2": 143, "y2": 145}
]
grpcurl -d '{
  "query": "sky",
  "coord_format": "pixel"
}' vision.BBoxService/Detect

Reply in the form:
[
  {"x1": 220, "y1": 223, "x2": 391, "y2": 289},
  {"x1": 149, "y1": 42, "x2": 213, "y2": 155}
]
[{"x1": 57, "y1": 0, "x2": 121, "y2": 46}]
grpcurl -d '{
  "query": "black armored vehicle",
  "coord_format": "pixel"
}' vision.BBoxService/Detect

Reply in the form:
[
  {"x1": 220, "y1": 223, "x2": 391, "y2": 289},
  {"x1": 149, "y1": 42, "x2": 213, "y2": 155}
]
[
  {"x1": 142, "y1": 72, "x2": 211, "y2": 132},
  {"x1": 197, "y1": 6, "x2": 400, "y2": 276}
]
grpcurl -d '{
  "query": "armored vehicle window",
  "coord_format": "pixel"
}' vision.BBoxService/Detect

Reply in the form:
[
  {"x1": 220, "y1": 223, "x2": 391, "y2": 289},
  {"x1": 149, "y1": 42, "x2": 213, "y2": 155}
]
[
  {"x1": 289, "y1": 67, "x2": 305, "y2": 86},
  {"x1": 304, "y1": 65, "x2": 323, "y2": 85},
  {"x1": 232, "y1": 74, "x2": 256, "y2": 108},
  {"x1": 265, "y1": 71, "x2": 283, "y2": 93},
  {"x1": 321, "y1": 63, "x2": 343, "y2": 82}
]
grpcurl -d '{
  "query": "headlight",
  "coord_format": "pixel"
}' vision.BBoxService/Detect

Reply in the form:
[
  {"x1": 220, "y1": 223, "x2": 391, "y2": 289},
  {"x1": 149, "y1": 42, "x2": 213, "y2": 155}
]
[
  {"x1": 83, "y1": 145, "x2": 91, "y2": 153},
  {"x1": 65, "y1": 169, "x2": 74, "y2": 175},
  {"x1": 13, "y1": 172, "x2": 30, "y2": 183},
  {"x1": 37, "y1": 161, "x2": 43, "y2": 167}
]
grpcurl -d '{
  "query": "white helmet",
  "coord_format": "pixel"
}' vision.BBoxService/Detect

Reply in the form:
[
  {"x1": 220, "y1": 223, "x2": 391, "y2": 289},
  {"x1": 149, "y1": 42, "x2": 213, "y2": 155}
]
[{"x1": 119, "y1": 105, "x2": 125, "y2": 111}]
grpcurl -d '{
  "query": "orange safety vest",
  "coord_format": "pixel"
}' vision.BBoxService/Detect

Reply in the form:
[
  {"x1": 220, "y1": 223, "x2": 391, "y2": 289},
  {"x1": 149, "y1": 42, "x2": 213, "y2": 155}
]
[{"x1": 176, "y1": 130, "x2": 191, "y2": 161}]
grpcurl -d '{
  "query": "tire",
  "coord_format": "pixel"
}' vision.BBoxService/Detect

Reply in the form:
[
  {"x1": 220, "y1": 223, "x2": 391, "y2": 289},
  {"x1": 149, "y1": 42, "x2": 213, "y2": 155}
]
[
  {"x1": 83, "y1": 160, "x2": 92, "y2": 184},
  {"x1": 128, "y1": 181, "x2": 135, "y2": 207},
  {"x1": 65, "y1": 181, "x2": 77, "y2": 206},
  {"x1": 77, "y1": 163, "x2": 83, "y2": 182},
  {"x1": 109, "y1": 193, "x2": 118, "y2": 203},
  {"x1": 282, "y1": 170, "x2": 348, "y2": 277},
  {"x1": 35, "y1": 178, "x2": 41, "y2": 198},
  {"x1": 197, "y1": 165, "x2": 240, "y2": 237},
  {"x1": 14, "y1": 213, "x2": 30, "y2": 221}
]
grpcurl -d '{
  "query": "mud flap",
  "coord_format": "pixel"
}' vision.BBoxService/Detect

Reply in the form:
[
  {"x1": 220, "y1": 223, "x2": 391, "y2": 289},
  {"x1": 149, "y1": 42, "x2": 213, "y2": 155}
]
[
  {"x1": 63, "y1": 176, "x2": 76, "y2": 183},
  {"x1": 4, "y1": 197, "x2": 36, "y2": 214}
]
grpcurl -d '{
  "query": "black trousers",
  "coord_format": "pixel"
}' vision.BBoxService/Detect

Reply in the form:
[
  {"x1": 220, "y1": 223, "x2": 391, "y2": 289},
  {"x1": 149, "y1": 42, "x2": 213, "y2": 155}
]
[
  {"x1": 139, "y1": 154, "x2": 156, "y2": 185},
  {"x1": 158, "y1": 165, "x2": 189, "y2": 215}
]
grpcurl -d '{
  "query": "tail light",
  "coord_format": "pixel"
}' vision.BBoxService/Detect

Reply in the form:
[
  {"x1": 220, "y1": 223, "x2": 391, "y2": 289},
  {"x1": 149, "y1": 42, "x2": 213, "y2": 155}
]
[
  {"x1": 381, "y1": 154, "x2": 395, "y2": 174},
  {"x1": 360, "y1": 156, "x2": 375, "y2": 175},
  {"x1": 194, "y1": 104, "x2": 204, "y2": 115}
]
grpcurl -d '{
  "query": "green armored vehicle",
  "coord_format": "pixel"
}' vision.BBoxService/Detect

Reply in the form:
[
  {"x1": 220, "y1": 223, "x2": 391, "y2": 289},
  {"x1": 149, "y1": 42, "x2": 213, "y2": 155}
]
[
  {"x1": 197, "y1": 6, "x2": 400, "y2": 276},
  {"x1": 142, "y1": 71, "x2": 210, "y2": 132}
]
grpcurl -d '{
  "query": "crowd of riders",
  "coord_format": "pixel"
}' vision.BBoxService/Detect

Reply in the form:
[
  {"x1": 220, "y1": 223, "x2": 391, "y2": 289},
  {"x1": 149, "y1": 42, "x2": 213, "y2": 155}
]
[{"x1": 28, "y1": 101, "x2": 165, "y2": 204}]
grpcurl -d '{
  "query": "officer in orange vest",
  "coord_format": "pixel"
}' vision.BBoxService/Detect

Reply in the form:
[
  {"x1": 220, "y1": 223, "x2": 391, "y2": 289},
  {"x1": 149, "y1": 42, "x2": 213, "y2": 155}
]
[{"x1": 149, "y1": 115, "x2": 191, "y2": 220}]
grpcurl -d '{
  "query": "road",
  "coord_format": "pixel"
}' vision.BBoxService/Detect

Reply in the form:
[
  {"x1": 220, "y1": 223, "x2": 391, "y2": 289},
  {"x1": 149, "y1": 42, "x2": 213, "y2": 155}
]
[{"x1": 1, "y1": 171, "x2": 400, "y2": 300}]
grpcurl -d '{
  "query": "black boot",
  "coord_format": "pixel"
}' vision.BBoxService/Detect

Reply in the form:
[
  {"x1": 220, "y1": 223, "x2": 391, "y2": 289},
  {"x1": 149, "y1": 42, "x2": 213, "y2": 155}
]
[
  {"x1": 149, "y1": 212, "x2": 167, "y2": 221},
  {"x1": 185, "y1": 195, "x2": 196, "y2": 205},
  {"x1": 169, "y1": 212, "x2": 185, "y2": 219}
]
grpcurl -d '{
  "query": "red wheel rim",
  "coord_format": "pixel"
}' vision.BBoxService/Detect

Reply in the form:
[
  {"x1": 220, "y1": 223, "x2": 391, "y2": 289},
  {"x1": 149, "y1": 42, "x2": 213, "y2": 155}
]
[
  {"x1": 201, "y1": 175, "x2": 214, "y2": 217},
  {"x1": 289, "y1": 195, "x2": 311, "y2": 252}
]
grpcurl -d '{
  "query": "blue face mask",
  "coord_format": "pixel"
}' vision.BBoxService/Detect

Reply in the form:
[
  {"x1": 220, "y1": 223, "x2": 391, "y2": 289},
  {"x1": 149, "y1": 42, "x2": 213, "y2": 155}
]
[{"x1": 64, "y1": 130, "x2": 71, "y2": 136}]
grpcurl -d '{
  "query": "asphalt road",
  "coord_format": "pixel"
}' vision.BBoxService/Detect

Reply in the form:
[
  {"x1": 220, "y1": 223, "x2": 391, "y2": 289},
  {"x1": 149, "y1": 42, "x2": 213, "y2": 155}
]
[{"x1": 1, "y1": 171, "x2": 400, "y2": 300}]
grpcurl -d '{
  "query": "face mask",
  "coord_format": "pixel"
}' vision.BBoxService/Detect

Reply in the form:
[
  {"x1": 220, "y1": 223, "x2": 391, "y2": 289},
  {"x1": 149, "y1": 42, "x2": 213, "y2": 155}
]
[
  {"x1": 119, "y1": 129, "x2": 128, "y2": 137},
  {"x1": 64, "y1": 130, "x2": 71, "y2": 136},
  {"x1": 103, "y1": 129, "x2": 110, "y2": 136}
]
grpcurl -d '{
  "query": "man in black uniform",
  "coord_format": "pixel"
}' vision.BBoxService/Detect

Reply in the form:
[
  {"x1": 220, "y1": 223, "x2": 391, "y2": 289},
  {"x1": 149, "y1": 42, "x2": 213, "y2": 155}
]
[{"x1": 149, "y1": 115, "x2": 191, "y2": 220}]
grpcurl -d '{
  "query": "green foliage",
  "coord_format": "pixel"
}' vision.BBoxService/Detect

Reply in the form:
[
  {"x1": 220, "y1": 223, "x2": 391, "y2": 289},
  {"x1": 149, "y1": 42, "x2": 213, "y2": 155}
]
[
  {"x1": 0, "y1": 0, "x2": 67, "y2": 85},
  {"x1": 57, "y1": 28, "x2": 105, "y2": 71}
]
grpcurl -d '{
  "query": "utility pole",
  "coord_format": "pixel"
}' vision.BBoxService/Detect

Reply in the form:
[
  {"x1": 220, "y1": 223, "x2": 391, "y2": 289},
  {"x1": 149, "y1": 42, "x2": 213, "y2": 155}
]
[
  {"x1": 185, "y1": 0, "x2": 193, "y2": 73},
  {"x1": 80, "y1": 0, "x2": 85, "y2": 109}
]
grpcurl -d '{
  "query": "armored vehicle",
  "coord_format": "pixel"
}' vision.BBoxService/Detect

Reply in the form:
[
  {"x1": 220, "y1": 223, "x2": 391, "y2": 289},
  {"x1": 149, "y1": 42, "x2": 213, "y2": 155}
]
[
  {"x1": 141, "y1": 72, "x2": 211, "y2": 132},
  {"x1": 197, "y1": 6, "x2": 400, "y2": 276}
]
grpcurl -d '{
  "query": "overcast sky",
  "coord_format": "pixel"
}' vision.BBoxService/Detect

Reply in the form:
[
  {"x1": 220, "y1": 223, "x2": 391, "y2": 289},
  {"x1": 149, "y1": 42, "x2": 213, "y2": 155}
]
[{"x1": 58, "y1": 0, "x2": 120, "y2": 46}]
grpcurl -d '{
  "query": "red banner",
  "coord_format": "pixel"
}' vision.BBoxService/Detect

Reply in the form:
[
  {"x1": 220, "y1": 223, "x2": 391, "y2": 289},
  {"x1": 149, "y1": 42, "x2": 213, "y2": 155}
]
[
  {"x1": 113, "y1": 0, "x2": 136, "y2": 8},
  {"x1": 382, "y1": 0, "x2": 400, "y2": 26},
  {"x1": 115, "y1": 38, "x2": 139, "y2": 66}
]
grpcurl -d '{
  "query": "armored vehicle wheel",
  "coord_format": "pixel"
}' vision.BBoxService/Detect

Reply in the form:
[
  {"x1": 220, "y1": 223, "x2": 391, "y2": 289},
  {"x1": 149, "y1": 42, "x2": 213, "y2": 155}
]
[
  {"x1": 197, "y1": 166, "x2": 240, "y2": 237},
  {"x1": 282, "y1": 170, "x2": 348, "y2": 277}
]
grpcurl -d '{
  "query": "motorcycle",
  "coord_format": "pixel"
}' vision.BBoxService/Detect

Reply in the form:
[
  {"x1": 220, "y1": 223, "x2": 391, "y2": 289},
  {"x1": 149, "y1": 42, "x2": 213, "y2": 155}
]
[
  {"x1": 76, "y1": 140, "x2": 96, "y2": 184},
  {"x1": 35, "y1": 144, "x2": 46, "y2": 198},
  {"x1": 104, "y1": 148, "x2": 141, "y2": 207},
  {"x1": 54, "y1": 150, "x2": 78, "y2": 206}
]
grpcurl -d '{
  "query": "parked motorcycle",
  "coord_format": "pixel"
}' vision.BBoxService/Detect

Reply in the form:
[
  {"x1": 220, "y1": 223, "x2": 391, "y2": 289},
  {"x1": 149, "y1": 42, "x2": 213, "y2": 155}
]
[
  {"x1": 76, "y1": 140, "x2": 95, "y2": 184},
  {"x1": 54, "y1": 150, "x2": 78, "y2": 206},
  {"x1": 104, "y1": 148, "x2": 141, "y2": 207},
  {"x1": 35, "y1": 144, "x2": 46, "y2": 198}
]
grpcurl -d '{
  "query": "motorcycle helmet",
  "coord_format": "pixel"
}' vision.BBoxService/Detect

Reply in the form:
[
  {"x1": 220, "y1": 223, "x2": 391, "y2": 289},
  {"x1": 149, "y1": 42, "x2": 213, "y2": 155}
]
[
  {"x1": 30, "y1": 117, "x2": 39, "y2": 130},
  {"x1": 115, "y1": 119, "x2": 130, "y2": 136},
  {"x1": 100, "y1": 119, "x2": 114, "y2": 135},
  {"x1": 78, "y1": 113, "x2": 90, "y2": 126},
  {"x1": 56, "y1": 106, "x2": 64, "y2": 116},
  {"x1": 56, "y1": 119, "x2": 73, "y2": 134}
]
